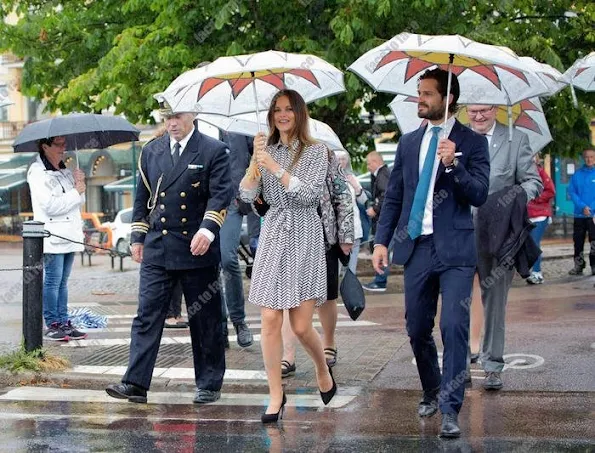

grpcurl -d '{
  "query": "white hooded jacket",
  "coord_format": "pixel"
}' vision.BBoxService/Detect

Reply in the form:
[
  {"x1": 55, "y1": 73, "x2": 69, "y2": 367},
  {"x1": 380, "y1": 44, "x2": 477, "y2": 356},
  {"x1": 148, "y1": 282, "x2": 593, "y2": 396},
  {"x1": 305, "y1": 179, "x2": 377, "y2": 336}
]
[{"x1": 27, "y1": 155, "x2": 85, "y2": 254}]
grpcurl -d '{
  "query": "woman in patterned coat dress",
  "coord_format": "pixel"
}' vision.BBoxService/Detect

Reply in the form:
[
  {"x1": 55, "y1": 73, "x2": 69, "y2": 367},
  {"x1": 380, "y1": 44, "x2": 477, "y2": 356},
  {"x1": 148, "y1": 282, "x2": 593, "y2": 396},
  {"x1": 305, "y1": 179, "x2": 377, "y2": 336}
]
[{"x1": 239, "y1": 89, "x2": 337, "y2": 422}]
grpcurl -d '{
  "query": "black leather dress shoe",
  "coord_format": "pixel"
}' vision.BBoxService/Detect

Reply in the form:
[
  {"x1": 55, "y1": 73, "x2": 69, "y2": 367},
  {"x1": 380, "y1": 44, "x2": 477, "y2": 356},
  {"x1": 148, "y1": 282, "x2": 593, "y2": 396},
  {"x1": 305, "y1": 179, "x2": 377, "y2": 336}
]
[
  {"x1": 440, "y1": 413, "x2": 461, "y2": 438},
  {"x1": 483, "y1": 371, "x2": 503, "y2": 390},
  {"x1": 418, "y1": 397, "x2": 438, "y2": 417},
  {"x1": 106, "y1": 383, "x2": 147, "y2": 403},
  {"x1": 193, "y1": 389, "x2": 221, "y2": 404}
]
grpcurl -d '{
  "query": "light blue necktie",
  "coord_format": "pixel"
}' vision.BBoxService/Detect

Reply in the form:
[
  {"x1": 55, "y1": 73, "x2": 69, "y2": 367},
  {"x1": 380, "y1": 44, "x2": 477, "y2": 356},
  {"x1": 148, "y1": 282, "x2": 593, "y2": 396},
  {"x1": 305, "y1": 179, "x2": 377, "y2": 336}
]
[{"x1": 408, "y1": 126, "x2": 441, "y2": 239}]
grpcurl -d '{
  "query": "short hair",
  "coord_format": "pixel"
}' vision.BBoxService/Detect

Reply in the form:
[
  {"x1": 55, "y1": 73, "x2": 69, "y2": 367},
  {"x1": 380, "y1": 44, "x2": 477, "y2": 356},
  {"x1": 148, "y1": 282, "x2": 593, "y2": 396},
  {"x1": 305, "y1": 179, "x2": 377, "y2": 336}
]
[
  {"x1": 419, "y1": 68, "x2": 460, "y2": 114},
  {"x1": 38, "y1": 137, "x2": 57, "y2": 154}
]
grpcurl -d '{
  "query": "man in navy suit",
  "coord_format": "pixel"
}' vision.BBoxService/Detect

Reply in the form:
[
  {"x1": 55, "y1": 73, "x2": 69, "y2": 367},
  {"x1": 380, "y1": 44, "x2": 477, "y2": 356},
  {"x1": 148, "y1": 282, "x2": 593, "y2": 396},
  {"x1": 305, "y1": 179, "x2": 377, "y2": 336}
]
[
  {"x1": 106, "y1": 99, "x2": 232, "y2": 405},
  {"x1": 372, "y1": 68, "x2": 490, "y2": 438}
]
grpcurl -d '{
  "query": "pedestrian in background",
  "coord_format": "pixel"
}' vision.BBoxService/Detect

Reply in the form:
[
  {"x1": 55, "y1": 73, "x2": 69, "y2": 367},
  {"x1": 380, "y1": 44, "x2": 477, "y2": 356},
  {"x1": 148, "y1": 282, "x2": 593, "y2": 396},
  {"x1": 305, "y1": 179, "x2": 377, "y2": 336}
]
[
  {"x1": 27, "y1": 135, "x2": 88, "y2": 342},
  {"x1": 218, "y1": 130, "x2": 258, "y2": 348},
  {"x1": 526, "y1": 154, "x2": 556, "y2": 284},
  {"x1": 335, "y1": 150, "x2": 367, "y2": 274},
  {"x1": 466, "y1": 102, "x2": 542, "y2": 392},
  {"x1": 567, "y1": 148, "x2": 595, "y2": 276},
  {"x1": 239, "y1": 89, "x2": 337, "y2": 423},
  {"x1": 363, "y1": 151, "x2": 391, "y2": 292}
]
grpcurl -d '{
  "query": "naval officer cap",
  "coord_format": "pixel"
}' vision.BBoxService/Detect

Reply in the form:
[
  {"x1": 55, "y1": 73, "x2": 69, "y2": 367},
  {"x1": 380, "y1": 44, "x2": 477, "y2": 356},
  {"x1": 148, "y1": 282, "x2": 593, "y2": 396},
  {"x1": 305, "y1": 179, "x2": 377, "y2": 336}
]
[{"x1": 155, "y1": 94, "x2": 199, "y2": 118}]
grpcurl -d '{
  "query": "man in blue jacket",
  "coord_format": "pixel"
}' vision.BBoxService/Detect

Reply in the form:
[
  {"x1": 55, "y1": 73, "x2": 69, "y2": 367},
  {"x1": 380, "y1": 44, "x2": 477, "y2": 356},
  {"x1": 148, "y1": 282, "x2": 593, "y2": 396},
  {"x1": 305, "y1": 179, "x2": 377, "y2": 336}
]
[
  {"x1": 372, "y1": 68, "x2": 489, "y2": 438},
  {"x1": 568, "y1": 148, "x2": 595, "y2": 275}
]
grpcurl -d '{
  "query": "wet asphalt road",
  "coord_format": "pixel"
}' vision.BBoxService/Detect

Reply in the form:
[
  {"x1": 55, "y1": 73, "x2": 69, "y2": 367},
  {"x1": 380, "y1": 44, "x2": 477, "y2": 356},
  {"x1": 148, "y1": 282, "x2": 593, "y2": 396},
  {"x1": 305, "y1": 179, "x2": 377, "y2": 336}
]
[{"x1": 0, "y1": 388, "x2": 593, "y2": 452}]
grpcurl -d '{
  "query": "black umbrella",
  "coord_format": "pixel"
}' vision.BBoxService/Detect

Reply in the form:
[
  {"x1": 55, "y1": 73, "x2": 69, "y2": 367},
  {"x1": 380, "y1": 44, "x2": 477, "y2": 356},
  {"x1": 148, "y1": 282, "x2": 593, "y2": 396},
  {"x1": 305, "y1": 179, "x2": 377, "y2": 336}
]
[{"x1": 13, "y1": 113, "x2": 140, "y2": 154}]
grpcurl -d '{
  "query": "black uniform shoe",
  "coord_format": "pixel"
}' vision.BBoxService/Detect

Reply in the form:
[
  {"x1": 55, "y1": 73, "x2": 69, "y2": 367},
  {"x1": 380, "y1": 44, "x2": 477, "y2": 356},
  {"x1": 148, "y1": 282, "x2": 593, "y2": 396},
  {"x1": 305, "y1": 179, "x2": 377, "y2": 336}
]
[
  {"x1": 418, "y1": 391, "x2": 439, "y2": 418},
  {"x1": 234, "y1": 322, "x2": 253, "y2": 347},
  {"x1": 193, "y1": 389, "x2": 221, "y2": 404},
  {"x1": 106, "y1": 383, "x2": 147, "y2": 403},
  {"x1": 440, "y1": 413, "x2": 461, "y2": 438},
  {"x1": 568, "y1": 266, "x2": 584, "y2": 275},
  {"x1": 483, "y1": 371, "x2": 503, "y2": 390}
]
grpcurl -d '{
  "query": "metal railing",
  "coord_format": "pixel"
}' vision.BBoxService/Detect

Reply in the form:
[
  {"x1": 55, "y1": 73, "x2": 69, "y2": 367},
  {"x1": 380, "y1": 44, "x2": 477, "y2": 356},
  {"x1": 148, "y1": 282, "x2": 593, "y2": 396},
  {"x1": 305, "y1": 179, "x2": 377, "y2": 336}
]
[{"x1": 0, "y1": 121, "x2": 27, "y2": 140}]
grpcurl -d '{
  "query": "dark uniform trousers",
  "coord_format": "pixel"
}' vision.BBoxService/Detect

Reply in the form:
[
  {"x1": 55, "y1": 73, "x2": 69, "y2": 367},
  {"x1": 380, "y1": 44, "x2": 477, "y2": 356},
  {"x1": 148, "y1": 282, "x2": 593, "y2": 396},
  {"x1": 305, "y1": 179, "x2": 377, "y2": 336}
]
[{"x1": 123, "y1": 263, "x2": 225, "y2": 391}]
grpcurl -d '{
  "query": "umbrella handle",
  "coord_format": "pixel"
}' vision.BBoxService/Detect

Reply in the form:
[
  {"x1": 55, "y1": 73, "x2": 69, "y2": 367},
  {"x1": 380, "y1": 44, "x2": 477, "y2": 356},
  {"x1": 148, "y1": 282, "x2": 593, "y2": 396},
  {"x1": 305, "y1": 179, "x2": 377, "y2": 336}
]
[{"x1": 441, "y1": 54, "x2": 455, "y2": 138}]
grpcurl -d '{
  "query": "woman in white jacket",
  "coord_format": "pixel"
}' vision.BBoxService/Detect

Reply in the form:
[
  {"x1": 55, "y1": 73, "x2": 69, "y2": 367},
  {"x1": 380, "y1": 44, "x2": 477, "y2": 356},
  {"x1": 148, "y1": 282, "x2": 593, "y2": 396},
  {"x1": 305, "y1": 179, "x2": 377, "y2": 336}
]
[{"x1": 27, "y1": 136, "x2": 88, "y2": 341}]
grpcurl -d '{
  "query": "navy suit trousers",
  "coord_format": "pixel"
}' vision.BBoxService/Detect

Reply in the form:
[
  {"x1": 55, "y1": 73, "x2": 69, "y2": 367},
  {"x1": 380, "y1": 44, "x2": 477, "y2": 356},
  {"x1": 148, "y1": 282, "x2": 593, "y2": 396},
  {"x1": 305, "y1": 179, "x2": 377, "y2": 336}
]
[
  {"x1": 123, "y1": 263, "x2": 225, "y2": 391},
  {"x1": 404, "y1": 235, "x2": 474, "y2": 414}
]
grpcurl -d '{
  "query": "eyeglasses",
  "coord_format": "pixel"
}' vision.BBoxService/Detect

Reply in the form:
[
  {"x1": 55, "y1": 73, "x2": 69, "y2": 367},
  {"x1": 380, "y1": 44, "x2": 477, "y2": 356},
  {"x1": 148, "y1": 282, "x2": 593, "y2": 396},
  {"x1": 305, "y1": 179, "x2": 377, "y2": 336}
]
[{"x1": 467, "y1": 107, "x2": 494, "y2": 117}]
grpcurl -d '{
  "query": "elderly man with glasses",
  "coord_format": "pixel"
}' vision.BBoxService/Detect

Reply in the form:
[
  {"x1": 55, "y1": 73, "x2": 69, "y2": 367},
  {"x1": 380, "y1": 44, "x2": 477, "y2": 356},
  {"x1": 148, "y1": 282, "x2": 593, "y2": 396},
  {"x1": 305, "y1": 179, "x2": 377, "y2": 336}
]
[{"x1": 466, "y1": 104, "x2": 542, "y2": 391}]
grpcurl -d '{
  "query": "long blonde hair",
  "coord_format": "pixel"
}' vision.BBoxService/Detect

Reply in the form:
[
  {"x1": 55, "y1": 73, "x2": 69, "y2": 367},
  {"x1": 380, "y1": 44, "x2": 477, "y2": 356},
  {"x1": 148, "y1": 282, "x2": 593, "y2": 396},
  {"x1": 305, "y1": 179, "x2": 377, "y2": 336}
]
[{"x1": 266, "y1": 89, "x2": 315, "y2": 169}]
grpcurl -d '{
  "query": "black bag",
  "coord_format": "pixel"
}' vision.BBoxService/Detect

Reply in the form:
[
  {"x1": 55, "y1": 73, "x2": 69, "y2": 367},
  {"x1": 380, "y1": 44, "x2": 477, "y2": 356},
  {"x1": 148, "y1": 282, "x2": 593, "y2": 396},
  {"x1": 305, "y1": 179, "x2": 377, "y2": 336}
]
[
  {"x1": 340, "y1": 268, "x2": 366, "y2": 321},
  {"x1": 253, "y1": 195, "x2": 270, "y2": 217}
]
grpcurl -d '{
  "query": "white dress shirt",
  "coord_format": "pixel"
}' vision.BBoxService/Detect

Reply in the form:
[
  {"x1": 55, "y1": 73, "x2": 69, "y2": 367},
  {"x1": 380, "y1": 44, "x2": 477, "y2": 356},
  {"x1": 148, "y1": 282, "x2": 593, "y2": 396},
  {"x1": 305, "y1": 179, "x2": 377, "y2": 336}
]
[
  {"x1": 419, "y1": 116, "x2": 456, "y2": 236},
  {"x1": 169, "y1": 129, "x2": 194, "y2": 156},
  {"x1": 483, "y1": 122, "x2": 496, "y2": 147}
]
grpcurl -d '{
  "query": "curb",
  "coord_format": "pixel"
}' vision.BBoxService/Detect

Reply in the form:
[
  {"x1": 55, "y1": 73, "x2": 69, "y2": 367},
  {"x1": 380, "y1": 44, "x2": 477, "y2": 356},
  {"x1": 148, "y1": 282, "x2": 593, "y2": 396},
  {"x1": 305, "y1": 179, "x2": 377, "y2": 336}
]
[{"x1": 0, "y1": 370, "x2": 272, "y2": 394}]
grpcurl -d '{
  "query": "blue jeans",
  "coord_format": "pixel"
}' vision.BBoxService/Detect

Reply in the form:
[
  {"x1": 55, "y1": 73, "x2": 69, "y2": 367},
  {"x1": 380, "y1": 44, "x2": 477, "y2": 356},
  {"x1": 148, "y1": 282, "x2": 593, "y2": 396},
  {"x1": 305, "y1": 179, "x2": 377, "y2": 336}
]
[
  {"x1": 43, "y1": 253, "x2": 75, "y2": 326},
  {"x1": 530, "y1": 218, "x2": 549, "y2": 273},
  {"x1": 219, "y1": 202, "x2": 246, "y2": 325}
]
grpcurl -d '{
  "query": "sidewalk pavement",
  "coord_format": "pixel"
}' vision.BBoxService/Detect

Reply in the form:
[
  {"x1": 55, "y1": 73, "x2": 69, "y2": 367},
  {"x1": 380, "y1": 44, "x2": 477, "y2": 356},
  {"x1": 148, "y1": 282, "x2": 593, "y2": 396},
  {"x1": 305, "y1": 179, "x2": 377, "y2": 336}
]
[{"x1": 0, "y1": 240, "x2": 591, "y2": 393}]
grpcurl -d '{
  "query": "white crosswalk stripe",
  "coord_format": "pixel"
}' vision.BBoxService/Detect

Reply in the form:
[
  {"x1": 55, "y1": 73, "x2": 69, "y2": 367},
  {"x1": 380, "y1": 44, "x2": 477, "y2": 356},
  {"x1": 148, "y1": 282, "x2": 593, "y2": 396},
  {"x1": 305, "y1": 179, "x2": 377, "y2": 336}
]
[
  {"x1": 0, "y1": 387, "x2": 356, "y2": 409},
  {"x1": 81, "y1": 320, "x2": 378, "y2": 333}
]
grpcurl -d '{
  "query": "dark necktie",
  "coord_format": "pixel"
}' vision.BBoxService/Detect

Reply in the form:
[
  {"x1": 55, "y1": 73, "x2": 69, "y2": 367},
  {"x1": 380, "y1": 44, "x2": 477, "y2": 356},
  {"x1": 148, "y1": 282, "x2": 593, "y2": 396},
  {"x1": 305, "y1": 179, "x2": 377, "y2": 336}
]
[{"x1": 172, "y1": 142, "x2": 181, "y2": 166}]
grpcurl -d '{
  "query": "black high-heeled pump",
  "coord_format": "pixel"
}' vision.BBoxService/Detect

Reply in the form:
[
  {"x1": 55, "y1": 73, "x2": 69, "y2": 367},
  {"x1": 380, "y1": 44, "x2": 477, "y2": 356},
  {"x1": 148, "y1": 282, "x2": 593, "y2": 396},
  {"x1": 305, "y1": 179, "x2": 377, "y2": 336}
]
[
  {"x1": 320, "y1": 365, "x2": 337, "y2": 405},
  {"x1": 261, "y1": 392, "x2": 287, "y2": 424}
]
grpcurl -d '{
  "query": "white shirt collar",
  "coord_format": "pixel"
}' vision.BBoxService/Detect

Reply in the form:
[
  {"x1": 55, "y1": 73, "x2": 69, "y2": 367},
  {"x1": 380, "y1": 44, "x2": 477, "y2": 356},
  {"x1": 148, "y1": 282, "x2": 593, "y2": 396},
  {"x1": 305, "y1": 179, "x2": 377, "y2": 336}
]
[
  {"x1": 170, "y1": 128, "x2": 195, "y2": 155},
  {"x1": 483, "y1": 122, "x2": 496, "y2": 138},
  {"x1": 424, "y1": 116, "x2": 456, "y2": 138}
]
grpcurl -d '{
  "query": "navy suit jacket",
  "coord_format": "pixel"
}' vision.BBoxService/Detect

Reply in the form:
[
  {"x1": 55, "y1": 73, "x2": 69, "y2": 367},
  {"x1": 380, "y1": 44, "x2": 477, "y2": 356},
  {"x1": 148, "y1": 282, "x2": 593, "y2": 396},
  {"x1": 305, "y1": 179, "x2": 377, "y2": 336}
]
[
  {"x1": 131, "y1": 129, "x2": 232, "y2": 270},
  {"x1": 375, "y1": 119, "x2": 490, "y2": 267}
]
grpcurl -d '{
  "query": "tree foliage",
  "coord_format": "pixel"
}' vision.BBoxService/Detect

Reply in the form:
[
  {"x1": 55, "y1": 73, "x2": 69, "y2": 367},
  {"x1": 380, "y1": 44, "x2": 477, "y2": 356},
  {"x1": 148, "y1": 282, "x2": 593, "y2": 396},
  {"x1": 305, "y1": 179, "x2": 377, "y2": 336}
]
[{"x1": 0, "y1": 0, "x2": 593, "y2": 158}]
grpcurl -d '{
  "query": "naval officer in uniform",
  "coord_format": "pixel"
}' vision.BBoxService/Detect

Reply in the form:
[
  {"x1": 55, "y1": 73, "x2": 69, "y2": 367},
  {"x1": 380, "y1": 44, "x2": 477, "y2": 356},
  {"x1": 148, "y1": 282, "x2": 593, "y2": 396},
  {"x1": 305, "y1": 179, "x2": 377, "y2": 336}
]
[{"x1": 106, "y1": 99, "x2": 232, "y2": 404}]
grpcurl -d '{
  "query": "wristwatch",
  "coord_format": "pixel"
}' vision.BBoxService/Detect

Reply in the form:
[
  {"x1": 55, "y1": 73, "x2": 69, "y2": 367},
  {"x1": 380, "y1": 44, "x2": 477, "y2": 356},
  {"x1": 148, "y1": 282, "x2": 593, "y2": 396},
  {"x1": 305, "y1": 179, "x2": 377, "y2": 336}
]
[
  {"x1": 273, "y1": 167, "x2": 285, "y2": 179},
  {"x1": 446, "y1": 158, "x2": 459, "y2": 170}
]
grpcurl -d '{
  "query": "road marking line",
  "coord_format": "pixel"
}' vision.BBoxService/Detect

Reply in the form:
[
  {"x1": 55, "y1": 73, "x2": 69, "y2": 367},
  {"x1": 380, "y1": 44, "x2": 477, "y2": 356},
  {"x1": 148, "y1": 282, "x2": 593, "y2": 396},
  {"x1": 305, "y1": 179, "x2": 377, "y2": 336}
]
[
  {"x1": 0, "y1": 387, "x2": 355, "y2": 408},
  {"x1": 69, "y1": 366, "x2": 268, "y2": 381},
  {"x1": 102, "y1": 314, "x2": 351, "y2": 321},
  {"x1": 81, "y1": 320, "x2": 377, "y2": 333}
]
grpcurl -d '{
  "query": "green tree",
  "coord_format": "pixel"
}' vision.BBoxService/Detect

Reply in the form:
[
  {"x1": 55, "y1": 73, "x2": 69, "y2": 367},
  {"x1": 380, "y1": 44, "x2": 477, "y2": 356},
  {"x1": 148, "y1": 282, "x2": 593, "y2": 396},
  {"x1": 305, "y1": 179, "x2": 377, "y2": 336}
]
[{"x1": 1, "y1": 0, "x2": 593, "y2": 158}]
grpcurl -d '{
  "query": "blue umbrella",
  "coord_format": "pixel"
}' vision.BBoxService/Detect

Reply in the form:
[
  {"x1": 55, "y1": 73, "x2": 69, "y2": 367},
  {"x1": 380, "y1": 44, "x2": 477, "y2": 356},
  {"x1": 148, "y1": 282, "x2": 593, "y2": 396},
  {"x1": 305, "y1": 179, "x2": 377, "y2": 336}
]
[{"x1": 13, "y1": 113, "x2": 140, "y2": 154}]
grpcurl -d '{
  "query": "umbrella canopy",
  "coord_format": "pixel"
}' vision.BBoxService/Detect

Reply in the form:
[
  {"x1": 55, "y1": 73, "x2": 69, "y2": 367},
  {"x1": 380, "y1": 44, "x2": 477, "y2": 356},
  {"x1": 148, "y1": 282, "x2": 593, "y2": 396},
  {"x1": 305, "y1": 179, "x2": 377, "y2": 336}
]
[
  {"x1": 157, "y1": 50, "x2": 345, "y2": 117},
  {"x1": 518, "y1": 57, "x2": 567, "y2": 96},
  {"x1": 389, "y1": 95, "x2": 551, "y2": 154},
  {"x1": 198, "y1": 112, "x2": 345, "y2": 152},
  {"x1": 564, "y1": 51, "x2": 595, "y2": 92},
  {"x1": 348, "y1": 33, "x2": 550, "y2": 106},
  {"x1": 13, "y1": 113, "x2": 140, "y2": 153}
]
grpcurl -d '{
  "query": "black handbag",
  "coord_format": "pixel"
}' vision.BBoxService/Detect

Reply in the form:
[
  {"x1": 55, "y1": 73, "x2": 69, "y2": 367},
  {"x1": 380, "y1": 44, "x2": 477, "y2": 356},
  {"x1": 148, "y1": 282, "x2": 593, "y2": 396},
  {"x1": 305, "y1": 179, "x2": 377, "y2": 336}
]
[
  {"x1": 253, "y1": 195, "x2": 270, "y2": 217},
  {"x1": 340, "y1": 268, "x2": 366, "y2": 321}
]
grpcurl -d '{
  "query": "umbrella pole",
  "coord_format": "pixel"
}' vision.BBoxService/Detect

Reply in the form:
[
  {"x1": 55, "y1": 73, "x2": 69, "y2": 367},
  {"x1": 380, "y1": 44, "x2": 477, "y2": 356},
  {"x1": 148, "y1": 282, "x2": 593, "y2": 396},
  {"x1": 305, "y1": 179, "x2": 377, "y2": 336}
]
[
  {"x1": 570, "y1": 83, "x2": 578, "y2": 108},
  {"x1": 507, "y1": 105, "x2": 513, "y2": 142},
  {"x1": 251, "y1": 71, "x2": 262, "y2": 133},
  {"x1": 250, "y1": 71, "x2": 262, "y2": 179},
  {"x1": 442, "y1": 54, "x2": 455, "y2": 137}
]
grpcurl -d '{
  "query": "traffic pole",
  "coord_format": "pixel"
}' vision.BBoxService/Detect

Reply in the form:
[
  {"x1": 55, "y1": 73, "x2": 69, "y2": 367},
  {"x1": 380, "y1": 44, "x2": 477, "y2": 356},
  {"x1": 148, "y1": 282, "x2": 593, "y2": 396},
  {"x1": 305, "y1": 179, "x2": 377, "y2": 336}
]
[{"x1": 22, "y1": 221, "x2": 45, "y2": 352}]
